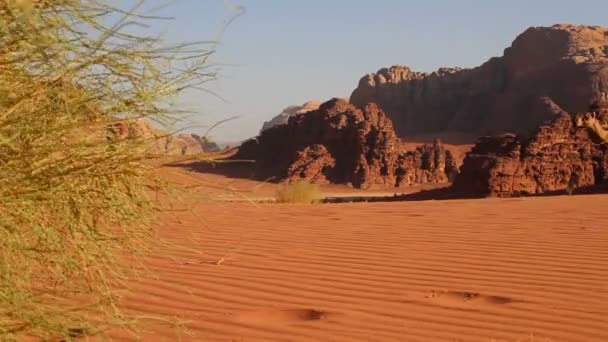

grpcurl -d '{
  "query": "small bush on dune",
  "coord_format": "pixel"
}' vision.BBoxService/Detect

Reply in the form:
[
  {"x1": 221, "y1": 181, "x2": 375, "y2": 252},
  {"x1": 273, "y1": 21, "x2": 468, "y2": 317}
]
[
  {"x1": 275, "y1": 181, "x2": 323, "y2": 204},
  {"x1": 0, "y1": 0, "x2": 221, "y2": 340}
]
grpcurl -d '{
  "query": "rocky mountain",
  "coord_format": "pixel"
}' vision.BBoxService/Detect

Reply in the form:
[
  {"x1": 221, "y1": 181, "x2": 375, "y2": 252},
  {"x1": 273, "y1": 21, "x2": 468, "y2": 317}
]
[
  {"x1": 350, "y1": 24, "x2": 608, "y2": 137},
  {"x1": 236, "y1": 98, "x2": 457, "y2": 189},
  {"x1": 108, "y1": 118, "x2": 220, "y2": 155},
  {"x1": 453, "y1": 100, "x2": 608, "y2": 197},
  {"x1": 260, "y1": 101, "x2": 321, "y2": 132}
]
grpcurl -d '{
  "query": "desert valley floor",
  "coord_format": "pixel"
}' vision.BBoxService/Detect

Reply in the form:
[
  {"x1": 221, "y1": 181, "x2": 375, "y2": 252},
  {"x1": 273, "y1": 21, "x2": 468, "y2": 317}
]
[{"x1": 101, "y1": 166, "x2": 608, "y2": 342}]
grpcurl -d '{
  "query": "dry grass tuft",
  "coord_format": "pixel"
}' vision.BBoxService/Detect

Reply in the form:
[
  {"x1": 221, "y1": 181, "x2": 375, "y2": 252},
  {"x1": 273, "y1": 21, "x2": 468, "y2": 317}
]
[
  {"x1": 275, "y1": 181, "x2": 323, "y2": 204},
  {"x1": 0, "y1": 0, "x2": 228, "y2": 339}
]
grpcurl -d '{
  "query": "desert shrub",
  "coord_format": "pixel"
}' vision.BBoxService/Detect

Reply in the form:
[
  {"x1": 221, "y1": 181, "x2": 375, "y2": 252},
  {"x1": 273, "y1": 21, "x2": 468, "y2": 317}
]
[
  {"x1": 275, "y1": 181, "x2": 323, "y2": 204},
  {"x1": 0, "y1": 0, "x2": 222, "y2": 340}
]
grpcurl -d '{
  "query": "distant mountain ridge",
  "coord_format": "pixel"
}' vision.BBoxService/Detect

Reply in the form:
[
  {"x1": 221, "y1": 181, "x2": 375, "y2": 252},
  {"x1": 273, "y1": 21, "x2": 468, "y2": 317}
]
[
  {"x1": 109, "y1": 119, "x2": 220, "y2": 155},
  {"x1": 260, "y1": 101, "x2": 321, "y2": 132},
  {"x1": 350, "y1": 24, "x2": 608, "y2": 137}
]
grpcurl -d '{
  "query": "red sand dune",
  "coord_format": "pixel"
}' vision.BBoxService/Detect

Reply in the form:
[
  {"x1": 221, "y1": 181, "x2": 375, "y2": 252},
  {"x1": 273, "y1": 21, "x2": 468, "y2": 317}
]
[{"x1": 104, "y1": 166, "x2": 608, "y2": 341}]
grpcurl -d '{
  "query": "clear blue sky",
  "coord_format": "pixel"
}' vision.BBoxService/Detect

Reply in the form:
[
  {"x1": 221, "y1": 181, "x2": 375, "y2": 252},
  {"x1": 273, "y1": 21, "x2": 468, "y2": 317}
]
[{"x1": 142, "y1": 0, "x2": 607, "y2": 143}]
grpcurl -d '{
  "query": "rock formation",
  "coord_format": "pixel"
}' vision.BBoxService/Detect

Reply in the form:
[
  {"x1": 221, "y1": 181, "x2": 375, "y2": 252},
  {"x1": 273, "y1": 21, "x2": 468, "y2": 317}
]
[
  {"x1": 108, "y1": 118, "x2": 220, "y2": 155},
  {"x1": 453, "y1": 101, "x2": 608, "y2": 197},
  {"x1": 260, "y1": 101, "x2": 321, "y2": 132},
  {"x1": 236, "y1": 99, "x2": 457, "y2": 188},
  {"x1": 395, "y1": 140, "x2": 459, "y2": 186},
  {"x1": 165, "y1": 133, "x2": 220, "y2": 155},
  {"x1": 285, "y1": 145, "x2": 336, "y2": 184},
  {"x1": 350, "y1": 24, "x2": 608, "y2": 137},
  {"x1": 576, "y1": 93, "x2": 608, "y2": 143}
]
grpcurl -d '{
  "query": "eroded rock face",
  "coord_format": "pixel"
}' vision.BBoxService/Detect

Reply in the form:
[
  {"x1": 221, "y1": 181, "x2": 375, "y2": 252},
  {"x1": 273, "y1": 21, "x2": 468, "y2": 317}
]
[
  {"x1": 350, "y1": 24, "x2": 608, "y2": 137},
  {"x1": 108, "y1": 119, "x2": 220, "y2": 155},
  {"x1": 260, "y1": 101, "x2": 321, "y2": 132},
  {"x1": 454, "y1": 103, "x2": 608, "y2": 197},
  {"x1": 236, "y1": 99, "x2": 457, "y2": 188},
  {"x1": 285, "y1": 145, "x2": 336, "y2": 184},
  {"x1": 395, "y1": 140, "x2": 459, "y2": 186}
]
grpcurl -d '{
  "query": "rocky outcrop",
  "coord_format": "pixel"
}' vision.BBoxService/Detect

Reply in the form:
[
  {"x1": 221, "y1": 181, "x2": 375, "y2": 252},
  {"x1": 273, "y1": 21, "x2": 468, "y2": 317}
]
[
  {"x1": 576, "y1": 93, "x2": 608, "y2": 143},
  {"x1": 260, "y1": 101, "x2": 321, "y2": 132},
  {"x1": 165, "y1": 133, "x2": 220, "y2": 154},
  {"x1": 395, "y1": 140, "x2": 459, "y2": 186},
  {"x1": 285, "y1": 145, "x2": 336, "y2": 184},
  {"x1": 236, "y1": 98, "x2": 457, "y2": 188},
  {"x1": 108, "y1": 118, "x2": 220, "y2": 155},
  {"x1": 453, "y1": 102, "x2": 608, "y2": 197},
  {"x1": 350, "y1": 24, "x2": 608, "y2": 137}
]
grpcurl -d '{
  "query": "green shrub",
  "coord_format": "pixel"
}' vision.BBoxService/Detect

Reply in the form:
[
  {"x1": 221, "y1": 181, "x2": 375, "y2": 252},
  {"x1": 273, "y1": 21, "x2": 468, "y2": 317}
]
[
  {"x1": 0, "y1": 1, "x2": 221, "y2": 339},
  {"x1": 275, "y1": 181, "x2": 323, "y2": 204}
]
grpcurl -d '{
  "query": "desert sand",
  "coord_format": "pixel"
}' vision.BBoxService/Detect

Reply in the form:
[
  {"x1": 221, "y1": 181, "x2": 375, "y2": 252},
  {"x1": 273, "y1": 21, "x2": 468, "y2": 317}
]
[{"x1": 106, "y1": 166, "x2": 608, "y2": 342}]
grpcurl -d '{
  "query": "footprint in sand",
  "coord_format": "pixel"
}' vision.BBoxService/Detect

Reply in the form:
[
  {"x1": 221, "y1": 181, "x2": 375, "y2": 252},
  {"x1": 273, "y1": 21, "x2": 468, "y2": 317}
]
[
  {"x1": 422, "y1": 290, "x2": 516, "y2": 309},
  {"x1": 233, "y1": 308, "x2": 328, "y2": 326}
]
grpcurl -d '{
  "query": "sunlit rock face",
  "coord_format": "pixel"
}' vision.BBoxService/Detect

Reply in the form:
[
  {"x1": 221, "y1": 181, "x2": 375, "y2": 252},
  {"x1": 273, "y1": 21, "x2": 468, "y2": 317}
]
[{"x1": 350, "y1": 24, "x2": 608, "y2": 138}]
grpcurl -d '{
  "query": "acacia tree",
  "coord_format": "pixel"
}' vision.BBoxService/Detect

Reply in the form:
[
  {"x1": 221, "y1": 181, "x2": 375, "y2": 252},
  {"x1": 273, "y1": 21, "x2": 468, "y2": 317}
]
[{"x1": 0, "y1": 0, "x2": 228, "y2": 339}]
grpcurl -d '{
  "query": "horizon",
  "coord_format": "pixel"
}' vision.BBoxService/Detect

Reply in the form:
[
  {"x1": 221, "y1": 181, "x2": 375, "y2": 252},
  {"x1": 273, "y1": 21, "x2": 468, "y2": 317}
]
[{"x1": 143, "y1": 0, "x2": 608, "y2": 143}]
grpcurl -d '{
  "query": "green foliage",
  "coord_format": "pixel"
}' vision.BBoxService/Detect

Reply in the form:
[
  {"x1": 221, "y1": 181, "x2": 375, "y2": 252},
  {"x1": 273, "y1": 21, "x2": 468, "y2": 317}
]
[
  {"x1": 275, "y1": 181, "x2": 322, "y2": 204},
  {"x1": 0, "y1": 0, "x2": 219, "y2": 339}
]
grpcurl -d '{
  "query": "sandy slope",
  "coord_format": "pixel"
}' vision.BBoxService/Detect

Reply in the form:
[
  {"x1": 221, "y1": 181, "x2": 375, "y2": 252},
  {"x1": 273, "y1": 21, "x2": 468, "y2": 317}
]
[{"x1": 108, "y1": 169, "x2": 608, "y2": 342}]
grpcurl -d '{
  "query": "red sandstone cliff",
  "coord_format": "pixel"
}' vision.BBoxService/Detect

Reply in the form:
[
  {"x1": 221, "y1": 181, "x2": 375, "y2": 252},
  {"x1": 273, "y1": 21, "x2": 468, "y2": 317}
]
[
  {"x1": 236, "y1": 99, "x2": 457, "y2": 189},
  {"x1": 453, "y1": 101, "x2": 608, "y2": 197},
  {"x1": 350, "y1": 24, "x2": 608, "y2": 137}
]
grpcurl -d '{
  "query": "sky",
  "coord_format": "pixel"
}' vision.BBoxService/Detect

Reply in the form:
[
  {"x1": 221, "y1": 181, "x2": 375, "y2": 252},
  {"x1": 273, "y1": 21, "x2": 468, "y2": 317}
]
[{"x1": 134, "y1": 0, "x2": 608, "y2": 144}]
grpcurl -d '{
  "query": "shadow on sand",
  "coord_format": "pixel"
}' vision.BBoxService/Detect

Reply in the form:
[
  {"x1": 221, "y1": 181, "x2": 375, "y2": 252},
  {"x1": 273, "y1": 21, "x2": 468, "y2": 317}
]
[
  {"x1": 323, "y1": 188, "x2": 481, "y2": 203},
  {"x1": 172, "y1": 160, "x2": 262, "y2": 181},
  {"x1": 323, "y1": 183, "x2": 608, "y2": 203},
  {"x1": 171, "y1": 159, "x2": 608, "y2": 203}
]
